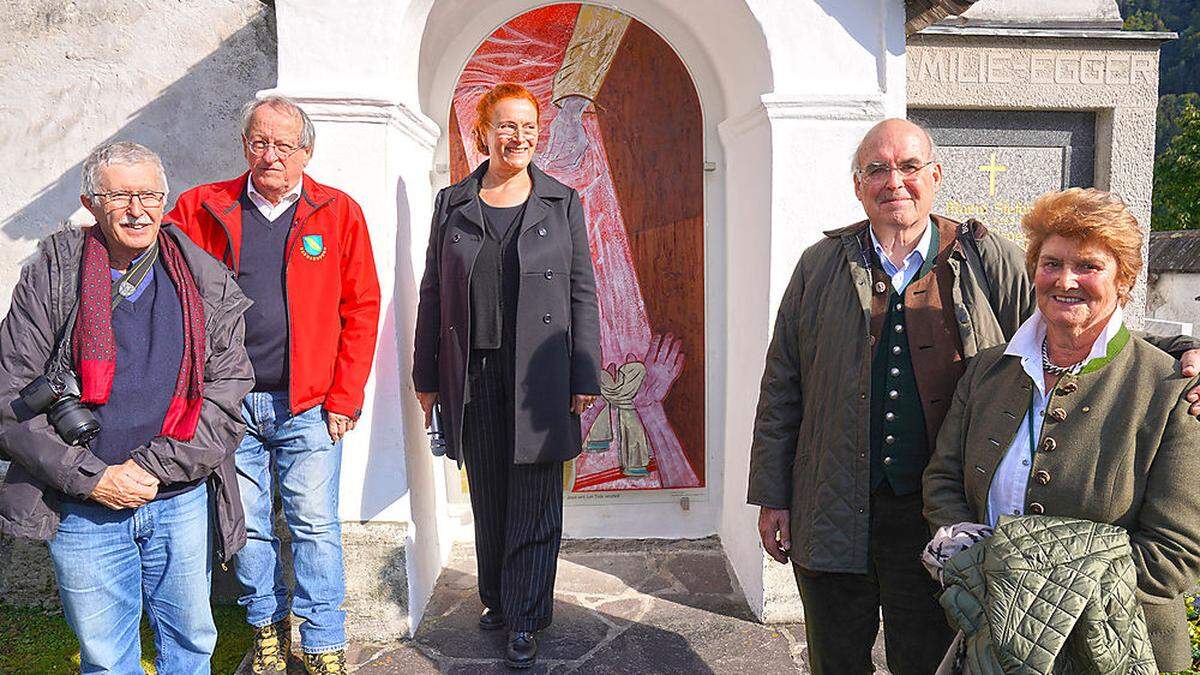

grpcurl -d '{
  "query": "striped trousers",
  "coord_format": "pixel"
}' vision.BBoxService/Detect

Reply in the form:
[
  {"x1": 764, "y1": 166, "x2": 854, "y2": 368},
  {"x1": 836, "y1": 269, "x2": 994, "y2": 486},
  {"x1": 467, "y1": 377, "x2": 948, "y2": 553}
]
[{"x1": 462, "y1": 349, "x2": 564, "y2": 633}]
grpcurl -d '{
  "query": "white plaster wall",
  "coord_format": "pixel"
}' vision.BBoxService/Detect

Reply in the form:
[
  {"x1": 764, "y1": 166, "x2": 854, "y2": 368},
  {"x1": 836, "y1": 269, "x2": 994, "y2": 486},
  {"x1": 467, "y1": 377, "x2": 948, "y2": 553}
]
[
  {"x1": 0, "y1": 0, "x2": 276, "y2": 311},
  {"x1": 1148, "y1": 272, "x2": 1200, "y2": 328}
]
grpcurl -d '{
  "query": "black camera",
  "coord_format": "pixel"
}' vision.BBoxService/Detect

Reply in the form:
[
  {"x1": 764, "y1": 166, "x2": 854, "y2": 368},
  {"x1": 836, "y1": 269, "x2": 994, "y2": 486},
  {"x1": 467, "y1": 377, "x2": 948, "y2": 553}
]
[{"x1": 19, "y1": 373, "x2": 101, "y2": 447}]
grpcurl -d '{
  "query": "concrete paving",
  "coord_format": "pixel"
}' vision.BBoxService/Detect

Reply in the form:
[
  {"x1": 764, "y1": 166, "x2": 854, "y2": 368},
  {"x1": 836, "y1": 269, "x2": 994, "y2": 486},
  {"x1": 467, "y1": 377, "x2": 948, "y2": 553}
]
[{"x1": 337, "y1": 537, "x2": 889, "y2": 674}]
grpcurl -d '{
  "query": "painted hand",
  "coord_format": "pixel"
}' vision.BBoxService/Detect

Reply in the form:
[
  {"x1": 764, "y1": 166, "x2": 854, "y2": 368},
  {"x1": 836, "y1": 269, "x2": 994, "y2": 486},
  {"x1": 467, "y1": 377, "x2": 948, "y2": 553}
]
[
  {"x1": 327, "y1": 412, "x2": 357, "y2": 443},
  {"x1": 758, "y1": 507, "x2": 791, "y2": 564},
  {"x1": 635, "y1": 333, "x2": 684, "y2": 406},
  {"x1": 539, "y1": 95, "x2": 591, "y2": 174}
]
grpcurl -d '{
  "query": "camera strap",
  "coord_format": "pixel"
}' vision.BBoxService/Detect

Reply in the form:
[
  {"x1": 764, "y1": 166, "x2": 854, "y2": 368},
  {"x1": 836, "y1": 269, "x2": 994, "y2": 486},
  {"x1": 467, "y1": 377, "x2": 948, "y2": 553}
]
[{"x1": 111, "y1": 242, "x2": 159, "y2": 310}]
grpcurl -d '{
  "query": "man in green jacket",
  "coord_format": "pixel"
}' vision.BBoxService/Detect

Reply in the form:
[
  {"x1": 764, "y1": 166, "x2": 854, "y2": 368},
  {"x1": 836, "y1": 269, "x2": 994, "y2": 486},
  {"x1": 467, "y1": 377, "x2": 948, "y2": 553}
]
[{"x1": 746, "y1": 119, "x2": 1200, "y2": 674}]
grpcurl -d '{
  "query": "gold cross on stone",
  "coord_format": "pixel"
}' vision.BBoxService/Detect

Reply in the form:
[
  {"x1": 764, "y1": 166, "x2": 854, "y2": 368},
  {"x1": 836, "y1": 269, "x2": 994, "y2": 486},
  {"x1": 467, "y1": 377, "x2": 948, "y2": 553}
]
[{"x1": 978, "y1": 151, "x2": 1008, "y2": 197}]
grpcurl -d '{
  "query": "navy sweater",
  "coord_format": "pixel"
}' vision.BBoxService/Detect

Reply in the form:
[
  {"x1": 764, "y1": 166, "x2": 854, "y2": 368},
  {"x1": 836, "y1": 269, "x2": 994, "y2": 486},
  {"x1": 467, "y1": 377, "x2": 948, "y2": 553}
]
[
  {"x1": 90, "y1": 259, "x2": 200, "y2": 500},
  {"x1": 236, "y1": 190, "x2": 297, "y2": 392}
]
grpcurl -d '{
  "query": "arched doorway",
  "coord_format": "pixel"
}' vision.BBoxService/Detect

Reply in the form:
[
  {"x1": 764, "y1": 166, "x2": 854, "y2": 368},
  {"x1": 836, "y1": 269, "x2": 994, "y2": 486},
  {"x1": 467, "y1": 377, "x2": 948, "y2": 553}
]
[{"x1": 448, "y1": 3, "x2": 706, "y2": 498}]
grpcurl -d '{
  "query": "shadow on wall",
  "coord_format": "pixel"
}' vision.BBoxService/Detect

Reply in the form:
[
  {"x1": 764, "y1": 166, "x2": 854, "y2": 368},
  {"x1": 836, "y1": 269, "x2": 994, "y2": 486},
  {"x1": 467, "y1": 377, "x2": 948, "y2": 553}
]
[{"x1": 0, "y1": 13, "x2": 277, "y2": 250}]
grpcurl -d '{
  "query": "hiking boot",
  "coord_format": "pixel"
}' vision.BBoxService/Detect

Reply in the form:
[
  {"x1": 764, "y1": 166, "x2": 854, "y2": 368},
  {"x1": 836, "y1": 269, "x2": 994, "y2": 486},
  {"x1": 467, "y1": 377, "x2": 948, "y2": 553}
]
[
  {"x1": 249, "y1": 617, "x2": 291, "y2": 673},
  {"x1": 302, "y1": 649, "x2": 347, "y2": 674}
]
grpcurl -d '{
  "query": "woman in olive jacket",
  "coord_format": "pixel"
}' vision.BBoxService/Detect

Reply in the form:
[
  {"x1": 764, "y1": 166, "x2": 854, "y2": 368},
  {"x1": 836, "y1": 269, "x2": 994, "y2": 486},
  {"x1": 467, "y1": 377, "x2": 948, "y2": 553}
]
[
  {"x1": 411, "y1": 83, "x2": 601, "y2": 669},
  {"x1": 923, "y1": 188, "x2": 1200, "y2": 672}
]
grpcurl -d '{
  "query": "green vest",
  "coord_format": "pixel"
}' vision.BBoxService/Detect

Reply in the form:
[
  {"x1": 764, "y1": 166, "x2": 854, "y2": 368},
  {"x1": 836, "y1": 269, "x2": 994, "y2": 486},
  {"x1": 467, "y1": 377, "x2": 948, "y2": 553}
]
[{"x1": 869, "y1": 227, "x2": 939, "y2": 495}]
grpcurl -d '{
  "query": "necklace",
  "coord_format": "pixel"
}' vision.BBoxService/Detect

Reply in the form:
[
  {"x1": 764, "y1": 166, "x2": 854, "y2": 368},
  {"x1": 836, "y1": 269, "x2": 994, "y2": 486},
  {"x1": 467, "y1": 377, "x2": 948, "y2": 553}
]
[{"x1": 1041, "y1": 337, "x2": 1087, "y2": 376}]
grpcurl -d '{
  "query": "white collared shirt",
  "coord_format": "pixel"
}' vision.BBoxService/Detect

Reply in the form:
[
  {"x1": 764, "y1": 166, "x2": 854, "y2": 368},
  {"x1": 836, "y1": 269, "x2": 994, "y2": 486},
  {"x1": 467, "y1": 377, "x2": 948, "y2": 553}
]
[
  {"x1": 986, "y1": 306, "x2": 1126, "y2": 526},
  {"x1": 869, "y1": 219, "x2": 933, "y2": 294},
  {"x1": 246, "y1": 176, "x2": 303, "y2": 222}
]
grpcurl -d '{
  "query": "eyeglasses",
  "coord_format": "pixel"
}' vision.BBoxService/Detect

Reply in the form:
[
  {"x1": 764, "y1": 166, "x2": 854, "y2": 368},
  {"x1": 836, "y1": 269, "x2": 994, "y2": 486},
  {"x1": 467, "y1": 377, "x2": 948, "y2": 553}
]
[
  {"x1": 244, "y1": 136, "x2": 305, "y2": 158},
  {"x1": 856, "y1": 160, "x2": 936, "y2": 183},
  {"x1": 92, "y1": 191, "x2": 166, "y2": 208},
  {"x1": 491, "y1": 122, "x2": 538, "y2": 139}
]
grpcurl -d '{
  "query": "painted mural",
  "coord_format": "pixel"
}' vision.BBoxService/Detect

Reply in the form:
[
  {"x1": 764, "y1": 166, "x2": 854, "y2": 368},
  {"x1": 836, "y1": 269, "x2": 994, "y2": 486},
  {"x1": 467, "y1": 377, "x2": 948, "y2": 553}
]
[{"x1": 451, "y1": 3, "x2": 705, "y2": 494}]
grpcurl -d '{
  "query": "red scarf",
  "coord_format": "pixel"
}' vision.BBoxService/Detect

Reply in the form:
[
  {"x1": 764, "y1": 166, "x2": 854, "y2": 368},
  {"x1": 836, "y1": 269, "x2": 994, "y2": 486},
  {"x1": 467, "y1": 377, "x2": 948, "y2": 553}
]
[{"x1": 72, "y1": 227, "x2": 206, "y2": 440}]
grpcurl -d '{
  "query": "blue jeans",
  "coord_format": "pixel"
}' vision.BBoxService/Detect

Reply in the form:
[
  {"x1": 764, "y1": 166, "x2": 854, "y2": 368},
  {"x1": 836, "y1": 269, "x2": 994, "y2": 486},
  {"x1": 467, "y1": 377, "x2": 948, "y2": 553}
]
[
  {"x1": 235, "y1": 392, "x2": 346, "y2": 653},
  {"x1": 48, "y1": 485, "x2": 215, "y2": 674}
]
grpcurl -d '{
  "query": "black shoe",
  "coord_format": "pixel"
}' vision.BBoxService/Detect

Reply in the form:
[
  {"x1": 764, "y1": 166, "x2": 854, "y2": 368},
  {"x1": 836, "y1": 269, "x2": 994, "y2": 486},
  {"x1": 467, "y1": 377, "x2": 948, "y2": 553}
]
[
  {"x1": 505, "y1": 630, "x2": 537, "y2": 669},
  {"x1": 479, "y1": 607, "x2": 506, "y2": 631}
]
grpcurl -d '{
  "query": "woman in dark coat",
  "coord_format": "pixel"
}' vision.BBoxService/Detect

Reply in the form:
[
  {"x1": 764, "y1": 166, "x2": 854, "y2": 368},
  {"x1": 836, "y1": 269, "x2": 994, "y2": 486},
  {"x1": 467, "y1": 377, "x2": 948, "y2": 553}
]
[{"x1": 412, "y1": 83, "x2": 601, "y2": 669}]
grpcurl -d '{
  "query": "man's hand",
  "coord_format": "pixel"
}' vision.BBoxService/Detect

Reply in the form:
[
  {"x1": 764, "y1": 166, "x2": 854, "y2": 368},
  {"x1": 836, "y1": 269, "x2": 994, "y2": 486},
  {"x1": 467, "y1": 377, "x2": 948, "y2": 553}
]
[
  {"x1": 1181, "y1": 349, "x2": 1200, "y2": 417},
  {"x1": 758, "y1": 506, "x2": 791, "y2": 564},
  {"x1": 570, "y1": 394, "x2": 597, "y2": 416},
  {"x1": 327, "y1": 412, "x2": 356, "y2": 443},
  {"x1": 90, "y1": 460, "x2": 159, "y2": 510},
  {"x1": 416, "y1": 391, "x2": 438, "y2": 429}
]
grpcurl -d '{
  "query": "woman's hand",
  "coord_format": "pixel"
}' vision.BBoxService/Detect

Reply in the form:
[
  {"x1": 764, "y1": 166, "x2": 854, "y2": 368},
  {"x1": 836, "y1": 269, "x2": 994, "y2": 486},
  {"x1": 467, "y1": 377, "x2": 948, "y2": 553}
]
[
  {"x1": 571, "y1": 394, "x2": 597, "y2": 416},
  {"x1": 417, "y1": 391, "x2": 438, "y2": 429}
]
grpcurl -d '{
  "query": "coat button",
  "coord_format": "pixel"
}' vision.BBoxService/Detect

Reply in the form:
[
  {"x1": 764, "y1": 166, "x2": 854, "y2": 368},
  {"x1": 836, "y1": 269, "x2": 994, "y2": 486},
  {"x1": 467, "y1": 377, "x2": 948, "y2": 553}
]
[
  {"x1": 894, "y1": 302, "x2": 903, "y2": 312},
  {"x1": 1057, "y1": 382, "x2": 1078, "y2": 395},
  {"x1": 892, "y1": 345, "x2": 902, "y2": 355},
  {"x1": 889, "y1": 367, "x2": 900, "y2": 377},
  {"x1": 542, "y1": 313, "x2": 552, "y2": 324},
  {"x1": 538, "y1": 227, "x2": 547, "y2": 237},
  {"x1": 544, "y1": 269, "x2": 554, "y2": 279},
  {"x1": 1041, "y1": 437, "x2": 1056, "y2": 452},
  {"x1": 884, "y1": 435, "x2": 895, "y2": 445},
  {"x1": 883, "y1": 456, "x2": 894, "y2": 465},
  {"x1": 1048, "y1": 408, "x2": 1067, "y2": 422},
  {"x1": 1028, "y1": 502, "x2": 1045, "y2": 515},
  {"x1": 868, "y1": 335, "x2": 876, "y2": 346},
  {"x1": 888, "y1": 390, "x2": 899, "y2": 400},
  {"x1": 452, "y1": 233, "x2": 461, "y2": 243},
  {"x1": 894, "y1": 324, "x2": 904, "y2": 333},
  {"x1": 448, "y1": 324, "x2": 455, "y2": 331},
  {"x1": 1034, "y1": 470, "x2": 1051, "y2": 485},
  {"x1": 885, "y1": 412, "x2": 896, "y2": 422},
  {"x1": 874, "y1": 281, "x2": 887, "y2": 294}
]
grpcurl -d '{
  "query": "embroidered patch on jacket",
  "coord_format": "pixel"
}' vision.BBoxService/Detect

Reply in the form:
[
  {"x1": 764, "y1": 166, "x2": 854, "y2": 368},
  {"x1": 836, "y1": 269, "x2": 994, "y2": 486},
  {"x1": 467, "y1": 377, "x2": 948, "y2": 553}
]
[{"x1": 300, "y1": 234, "x2": 326, "y2": 261}]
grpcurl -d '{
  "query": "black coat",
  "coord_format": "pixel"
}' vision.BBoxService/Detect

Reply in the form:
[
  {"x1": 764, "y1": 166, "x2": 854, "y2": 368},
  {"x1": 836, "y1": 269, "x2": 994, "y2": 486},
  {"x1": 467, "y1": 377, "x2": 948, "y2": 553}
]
[{"x1": 413, "y1": 162, "x2": 602, "y2": 464}]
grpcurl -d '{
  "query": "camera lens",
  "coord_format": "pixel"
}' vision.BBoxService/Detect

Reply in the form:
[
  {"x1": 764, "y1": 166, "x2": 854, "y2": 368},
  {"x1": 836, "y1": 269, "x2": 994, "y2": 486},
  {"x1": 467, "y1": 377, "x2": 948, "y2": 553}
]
[{"x1": 47, "y1": 400, "x2": 101, "y2": 447}]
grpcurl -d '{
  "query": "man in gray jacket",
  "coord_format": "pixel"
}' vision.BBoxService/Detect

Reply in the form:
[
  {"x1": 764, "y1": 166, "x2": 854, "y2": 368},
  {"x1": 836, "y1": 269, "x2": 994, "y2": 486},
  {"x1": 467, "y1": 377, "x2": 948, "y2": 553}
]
[
  {"x1": 747, "y1": 119, "x2": 1200, "y2": 674},
  {"x1": 0, "y1": 142, "x2": 253, "y2": 674}
]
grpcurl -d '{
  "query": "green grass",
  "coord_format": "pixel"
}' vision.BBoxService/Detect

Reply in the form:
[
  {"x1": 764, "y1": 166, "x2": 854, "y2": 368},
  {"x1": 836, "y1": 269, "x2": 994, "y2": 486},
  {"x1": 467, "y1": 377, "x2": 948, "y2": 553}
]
[{"x1": 0, "y1": 604, "x2": 251, "y2": 674}]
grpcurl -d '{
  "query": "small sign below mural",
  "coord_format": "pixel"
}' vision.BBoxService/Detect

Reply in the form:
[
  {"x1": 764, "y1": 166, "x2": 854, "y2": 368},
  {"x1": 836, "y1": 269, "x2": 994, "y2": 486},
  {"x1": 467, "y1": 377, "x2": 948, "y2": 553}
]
[
  {"x1": 934, "y1": 145, "x2": 1065, "y2": 242},
  {"x1": 452, "y1": 3, "x2": 706, "y2": 500}
]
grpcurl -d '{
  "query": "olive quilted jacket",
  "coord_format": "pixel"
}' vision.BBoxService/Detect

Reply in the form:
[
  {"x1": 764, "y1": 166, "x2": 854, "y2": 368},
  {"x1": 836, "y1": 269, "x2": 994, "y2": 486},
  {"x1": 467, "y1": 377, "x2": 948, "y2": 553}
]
[{"x1": 939, "y1": 516, "x2": 1157, "y2": 674}]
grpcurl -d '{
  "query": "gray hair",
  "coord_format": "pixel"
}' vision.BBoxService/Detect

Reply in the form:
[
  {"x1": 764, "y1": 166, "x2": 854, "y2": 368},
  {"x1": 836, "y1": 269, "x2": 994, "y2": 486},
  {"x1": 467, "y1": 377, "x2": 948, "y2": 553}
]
[
  {"x1": 240, "y1": 95, "x2": 316, "y2": 149},
  {"x1": 80, "y1": 141, "x2": 169, "y2": 202},
  {"x1": 850, "y1": 119, "x2": 939, "y2": 176}
]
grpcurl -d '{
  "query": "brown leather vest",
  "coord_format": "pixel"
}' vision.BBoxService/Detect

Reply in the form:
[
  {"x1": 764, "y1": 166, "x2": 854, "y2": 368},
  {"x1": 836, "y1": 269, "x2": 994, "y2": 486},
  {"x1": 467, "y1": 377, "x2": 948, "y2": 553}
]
[{"x1": 867, "y1": 217, "x2": 966, "y2": 444}]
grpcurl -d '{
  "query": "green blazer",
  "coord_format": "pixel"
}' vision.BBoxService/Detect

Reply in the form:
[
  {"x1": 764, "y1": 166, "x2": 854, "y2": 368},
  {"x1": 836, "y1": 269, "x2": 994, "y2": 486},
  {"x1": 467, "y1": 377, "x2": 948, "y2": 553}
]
[{"x1": 923, "y1": 330, "x2": 1200, "y2": 672}]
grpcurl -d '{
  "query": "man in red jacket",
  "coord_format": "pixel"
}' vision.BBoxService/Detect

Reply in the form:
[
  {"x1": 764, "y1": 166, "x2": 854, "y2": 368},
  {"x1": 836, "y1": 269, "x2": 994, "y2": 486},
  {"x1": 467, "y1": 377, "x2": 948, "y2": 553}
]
[{"x1": 167, "y1": 95, "x2": 380, "y2": 675}]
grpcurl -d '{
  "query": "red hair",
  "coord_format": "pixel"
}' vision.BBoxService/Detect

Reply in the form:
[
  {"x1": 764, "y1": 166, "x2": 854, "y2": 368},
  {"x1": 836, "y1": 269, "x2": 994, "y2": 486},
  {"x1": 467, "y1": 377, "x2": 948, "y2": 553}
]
[{"x1": 473, "y1": 83, "x2": 540, "y2": 155}]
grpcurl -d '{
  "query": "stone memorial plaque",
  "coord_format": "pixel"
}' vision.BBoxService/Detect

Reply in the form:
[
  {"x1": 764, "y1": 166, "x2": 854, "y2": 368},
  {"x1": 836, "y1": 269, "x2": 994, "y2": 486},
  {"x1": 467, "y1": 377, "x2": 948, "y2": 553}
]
[
  {"x1": 912, "y1": 109, "x2": 1094, "y2": 246},
  {"x1": 935, "y1": 145, "x2": 1065, "y2": 244}
]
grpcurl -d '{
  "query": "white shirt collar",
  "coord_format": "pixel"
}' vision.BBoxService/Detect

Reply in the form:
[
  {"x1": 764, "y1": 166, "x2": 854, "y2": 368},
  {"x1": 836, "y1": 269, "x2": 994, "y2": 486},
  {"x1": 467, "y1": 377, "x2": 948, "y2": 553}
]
[
  {"x1": 1004, "y1": 305, "x2": 1126, "y2": 394},
  {"x1": 868, "y1": 218, "x2": 933, "y2": 269},
  {"x1": 246, "y1": 175, "x2": 303, "y2": 221}
]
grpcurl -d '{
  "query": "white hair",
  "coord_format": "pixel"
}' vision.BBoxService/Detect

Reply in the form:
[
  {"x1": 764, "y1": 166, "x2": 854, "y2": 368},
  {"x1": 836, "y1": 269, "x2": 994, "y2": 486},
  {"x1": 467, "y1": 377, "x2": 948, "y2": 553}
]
[
  {"x1": 80, "y1": 141, "x2": 169, "y2": 203},
  {"x1": 850, "y1": 119, "x2": 939, "y2": 176},
  {"x1": 240, "y1": 95, "x2": 316, "y2": 148}
]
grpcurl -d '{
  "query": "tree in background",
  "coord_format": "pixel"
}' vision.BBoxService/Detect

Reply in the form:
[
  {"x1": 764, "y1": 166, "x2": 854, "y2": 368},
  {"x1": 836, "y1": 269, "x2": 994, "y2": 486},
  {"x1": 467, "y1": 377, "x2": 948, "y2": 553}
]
[
  {"x1": 1121, "y1": 0, "x2": 1200, "y2": 229},
  {"x1": 1152, "y1": 102, "x2": 1200, "y2": 231}
]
